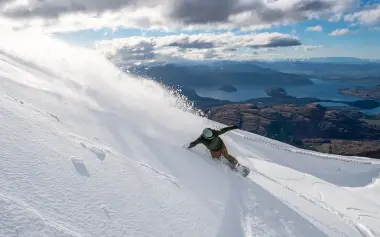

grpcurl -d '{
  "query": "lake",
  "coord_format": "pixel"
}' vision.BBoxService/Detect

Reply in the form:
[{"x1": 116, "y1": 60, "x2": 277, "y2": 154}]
[{"x1": 194, "y1": 78, "x2": 380, "y2": 114}]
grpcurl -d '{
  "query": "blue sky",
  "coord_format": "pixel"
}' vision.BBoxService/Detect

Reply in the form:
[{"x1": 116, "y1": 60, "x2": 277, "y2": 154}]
[
  {"x1": 1, "y1": 0, "x2": 379, "y2": 61},
  {"x1": 56, "y1": 17, "x2": 380, "y2": 60}
]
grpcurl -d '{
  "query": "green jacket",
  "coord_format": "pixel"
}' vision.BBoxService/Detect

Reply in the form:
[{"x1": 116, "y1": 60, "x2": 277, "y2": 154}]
[{"x1": 188, "y1": 125, "x2": 238, "y2": 151}]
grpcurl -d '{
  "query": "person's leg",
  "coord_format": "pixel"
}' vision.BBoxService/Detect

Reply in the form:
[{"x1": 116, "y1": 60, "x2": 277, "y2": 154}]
[
  {"x1": 220, "y1": 145, "x2": 238, "y2": 167},
  {"x1": 210, "y1": 150, "x2": 222, "y2": 159}
]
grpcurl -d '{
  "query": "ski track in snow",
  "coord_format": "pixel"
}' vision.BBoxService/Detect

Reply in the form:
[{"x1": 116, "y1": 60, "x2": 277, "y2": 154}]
[
  {"x1": 236, "y1": 132, "x2": 375, "y2": 165},
  {"x1": 0, "y1": 192, "x2": 83, "y2": 237},
  {"x1": 138, "y1": 163, "x2": 181, "y2": 188},
  {"x1": 250, "y1": 169, "x2": 375, "y2": 237},
  {"x1": 312, "y1": 182, "x2": 326, "y2": 202},
  {"x1": 1, "y1": 32, "x2": 380, "y2": 237}
]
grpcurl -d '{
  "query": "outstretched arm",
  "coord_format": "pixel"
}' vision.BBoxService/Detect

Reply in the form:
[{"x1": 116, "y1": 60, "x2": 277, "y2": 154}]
[
  {"x1": 217, "y1": 125, "x2": 238, "y2": 135},
  {"x1": 188, "y1": 136, "x2": 202, "y2": 149}
]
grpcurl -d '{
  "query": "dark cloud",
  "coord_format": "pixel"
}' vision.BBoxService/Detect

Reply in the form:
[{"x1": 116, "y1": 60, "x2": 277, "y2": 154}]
[
  {"x1": 169, "y1": 0, "x2": 347, "y2": 25},
  {"x1": 169, "y1": 0, "x2": 236, "y2": 24},
  {"x1": 248, "y1": 35, "x2": 301, "y2": 48},
  {"x1": 95, "y1": 32, "x2": 302, "y2": 64},
  {"x1": 2, "y1": 0, "x2": 157, "y2": 18},
  {"x1": 223, "y1": 48, "x2": 238, "y2": 52},
  {"x1": 0, "y1": 0, "x2": 11, "y2": 8},
  {"x1": 155, "y1": 32, "x2": 301, "y2": 50},
  {"x1": 256, "y1": 8, "x2": 287, "y2": 23},
  {"x1": 262, "y1": 37, "x2": 301, "y2": 48},
  {"x1": 5, "y1": 2, "x2": 86, "y2": 18},
  {"x1": 111, "y1": 41, "x2": 156, "y2": 63},
  {"x1": 167, "y1": 40, "x2": 214, "y2": 49},
  {"x1": 203, "y1": 49, "x2": 220, "y2": 59},
  {"x1": 296, "y1": 0, "x2": 332, "y2": 12},
  {"x1": 2, "y1": 0, "x2": 351, "y2": 30}
]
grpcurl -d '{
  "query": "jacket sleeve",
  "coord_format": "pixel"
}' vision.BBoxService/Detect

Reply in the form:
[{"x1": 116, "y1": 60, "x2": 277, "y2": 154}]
[
  {"x1": 217, "y1": 125, "x2": 238, "y2": 135},
  {"x1": 188, "y1": 136, "x2": 202, "y2": 148}
]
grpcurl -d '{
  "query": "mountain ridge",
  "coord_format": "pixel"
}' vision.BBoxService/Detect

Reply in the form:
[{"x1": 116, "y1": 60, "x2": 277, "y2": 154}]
[{"x1": 129, "y1": 62, "x2": 313, "y2": 87}]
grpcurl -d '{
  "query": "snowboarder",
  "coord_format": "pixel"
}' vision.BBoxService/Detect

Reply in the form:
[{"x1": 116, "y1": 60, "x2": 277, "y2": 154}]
[{"x1": 187, "y1": 125, "x2": 240, "y2": 170}]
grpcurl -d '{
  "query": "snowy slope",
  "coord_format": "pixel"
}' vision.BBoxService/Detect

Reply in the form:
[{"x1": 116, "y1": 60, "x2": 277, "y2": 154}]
[{"x1": 1, "y1": 32, "x2": 380, "y2": 237}]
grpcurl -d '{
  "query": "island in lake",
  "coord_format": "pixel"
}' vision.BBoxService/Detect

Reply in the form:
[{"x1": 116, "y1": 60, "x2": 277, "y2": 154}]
[
  {"x1": 218, "y1": 85, "x2": 238, "y2": 93},
  {"x1": 339, "y1": 84, "x2": 380, "y2": 99},
  {"x1": 246, "y1": 87, "x2": 380, "y2": 110}
]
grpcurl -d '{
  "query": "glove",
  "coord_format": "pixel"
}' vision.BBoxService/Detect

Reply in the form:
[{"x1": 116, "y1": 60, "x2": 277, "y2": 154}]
[
  {"x1": 231, "y1": 125, "x2": 238, "y2": 129},
  {"x1": 188, "y1": 142, "x2": 195, "y2": 149}
]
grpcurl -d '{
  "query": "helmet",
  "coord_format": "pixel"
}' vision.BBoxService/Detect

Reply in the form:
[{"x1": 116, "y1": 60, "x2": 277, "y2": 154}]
[{"x1": 202, "y1": 128, "x2": 213, "y2": 139}]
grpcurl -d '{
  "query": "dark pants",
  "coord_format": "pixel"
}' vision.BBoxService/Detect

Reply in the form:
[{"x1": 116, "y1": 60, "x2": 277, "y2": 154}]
[{"x1": 210, "y1": 144, "x2": 238, "y2": 166}]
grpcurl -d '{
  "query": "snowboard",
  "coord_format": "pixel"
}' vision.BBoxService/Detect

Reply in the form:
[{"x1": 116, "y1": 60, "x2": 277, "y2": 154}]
[
  {"x1": 183, "y1": 145, "x2": 250, "y2": 177},
  {"x1": 220, "y1": 159, "x2": 250, "y2": 177},
  {"x1": 234, "y1": 164, "x2": 250, "y2": 177}
]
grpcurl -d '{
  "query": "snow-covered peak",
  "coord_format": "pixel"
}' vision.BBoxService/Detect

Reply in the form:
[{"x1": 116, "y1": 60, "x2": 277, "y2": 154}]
[{"x1": 1, "y1": 32, "x2": 380, "y2": 237}]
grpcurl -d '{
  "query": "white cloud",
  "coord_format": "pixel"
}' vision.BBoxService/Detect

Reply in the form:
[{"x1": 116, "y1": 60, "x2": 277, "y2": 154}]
[
  {"x1": 306, "y1": 25, "x2": 323, "y2": 32},
  {"x1": 0, "y1": 0, "x2": 356, "y2": 33},
  {"x1": 302, "y1": 45, "x2": 323, "y2": 51},
  {"x1": 94, "y1": 32, "x2": 301, "y2": 64},
  {"x1": 329, "y1": 28, "x2": 350, "y2": 36},
  {"x1": 344, "y1": 4, "x2": 380, "y2": 26}
]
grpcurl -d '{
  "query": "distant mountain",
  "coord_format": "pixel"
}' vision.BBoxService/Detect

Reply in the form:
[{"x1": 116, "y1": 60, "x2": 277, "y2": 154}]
[
  {"x1": 204, "y1": 60, "x2": 285, "y2": 74},
  {"x1": 281, "y1": 57, "x2": 380, "y2": 64},
  {"x1": 128, "y1": 62, "x2": 313, "y2": 87},
  {"x1": 252, "y1": 60, "x2": 380, "y2": 78}
]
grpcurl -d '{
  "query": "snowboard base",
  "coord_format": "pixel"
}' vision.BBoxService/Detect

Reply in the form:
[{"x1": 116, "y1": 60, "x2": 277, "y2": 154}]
[
  {"x1": 234, "y1": 164, "x2": 250, "y2": 177},
  {"x1": 223, "y1": 160, "x2": 250, "y2": 177}
]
